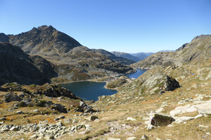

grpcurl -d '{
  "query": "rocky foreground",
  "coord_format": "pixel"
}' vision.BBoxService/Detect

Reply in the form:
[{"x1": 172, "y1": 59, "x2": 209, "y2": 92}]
[{"x1": 1, "y1": 63, "x2": 211, "y2": 140}]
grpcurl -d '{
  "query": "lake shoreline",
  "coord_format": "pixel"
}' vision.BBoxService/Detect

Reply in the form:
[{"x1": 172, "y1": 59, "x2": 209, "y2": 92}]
[{"x1": 60, "y1": 69, "x2": 147, "y2": 101}]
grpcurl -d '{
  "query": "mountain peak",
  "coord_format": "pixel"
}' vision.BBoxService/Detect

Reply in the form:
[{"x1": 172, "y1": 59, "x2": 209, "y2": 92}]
[
  {"x1": 37, "y1": 25, "x2": 55, "y2": 30},
  {"x1": 8, "y1": 25, "x2": 82, "y2": 55}
]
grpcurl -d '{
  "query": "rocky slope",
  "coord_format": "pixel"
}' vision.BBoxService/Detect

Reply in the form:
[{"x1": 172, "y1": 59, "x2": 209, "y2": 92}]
[
  {"x1": 0, "y1": 42, "x2": 56, "y2": 85},
  {"x1": 132, "y1": 35, "x2": 211, "y2": 69},
  {"x1": 112, "y1": 51, "x2": 141, "y2": 62},
  {"x1": 0, "y1": 25, "x2": 135, "y2": 84}
]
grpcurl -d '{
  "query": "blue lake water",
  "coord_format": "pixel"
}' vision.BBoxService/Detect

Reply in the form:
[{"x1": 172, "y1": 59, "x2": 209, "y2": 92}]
[
  {"x1": 126, "y1": 69, "x2": 147, "y2": 78},
  {"x1": 61, "y1": 82, "x2": 117, "y2": 101},
  {"x1": 61, "y1": 69, "x2": 146, "y2": 101}
]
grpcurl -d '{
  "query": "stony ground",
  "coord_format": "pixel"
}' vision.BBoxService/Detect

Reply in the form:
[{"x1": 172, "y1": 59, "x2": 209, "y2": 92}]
[{"x1": 1, "y1": 63, "x2": 211, "y2": 140}]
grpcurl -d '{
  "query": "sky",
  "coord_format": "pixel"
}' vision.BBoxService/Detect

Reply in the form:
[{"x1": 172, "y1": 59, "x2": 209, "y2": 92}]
[{"x1": 0, "y1": 0, "x2": 211, "y2": 53}]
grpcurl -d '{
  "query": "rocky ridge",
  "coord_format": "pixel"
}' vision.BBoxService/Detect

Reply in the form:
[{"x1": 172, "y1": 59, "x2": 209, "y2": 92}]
[{"x1": 132, "y1": 35, "x2": 211, "y2": 69}]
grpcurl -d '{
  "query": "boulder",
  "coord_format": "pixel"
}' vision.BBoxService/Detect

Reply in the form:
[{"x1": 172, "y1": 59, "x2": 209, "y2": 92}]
[
  {"x1": 1, "y1": 125, "x2": 9, "y2": 132},
  {"x1": 45, "y1": 135, "x2": 55, "y2": 140},
  {"x1": 164, "y1": 75, "x2": 180, "y2": 91},
  {"x1": 86, "y1": 116, "x2": 98, "y2": 121},
  {"x1": 126, "y1": 117, "x2": 136, "y2": 121},
  {"x1": 30, "y1": 134, "x2": 38, "y2": 139},
  {"x1": 16, "y1": 111, "x2": 24, "y2": 114},
  {"x1": 4, "y1": 93, "x2": 22, "y2": 102},
  {"x1": 33, "y1": 109, "x2": 39, "y2": 113},
  {"x1": 54, "y1": 115, "x2": 65, "y2": 121},
  {"x1": 141, "y1": 135, "x2": 148, "y2": 140},
  {"x1": 148, "y1": 112, "x2": 175, "y2": 130},
  {"x1": 10, "y1": 126, "x2": 19, "y2": 131},
  {"x1": 0, "y1": 118, "x2": 6, "y2": 121},
  {"x1": 79, "y1": 101, "x2": 95, "y2": 113},
  {"x1": 56, "y1": 122, "x2": 64, "y2": 127},
  {"x1": 51, "y1": 103, "x2": 67, "y2": 113}
]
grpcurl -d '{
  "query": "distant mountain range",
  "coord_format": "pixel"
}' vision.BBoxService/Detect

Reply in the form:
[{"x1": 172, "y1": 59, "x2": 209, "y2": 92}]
[
  {"x1": 0, "y1": 25, "x2": 135, "y2": 84},
  {"x1": 111, "y1": 51, "x2": 154, "y2": 62},
  {"x1": 112, "y1": 51, "x2": 141, "y2": 62},
  {"x1": 130, "y1": 52, "x2": 154, "y2": 60}
]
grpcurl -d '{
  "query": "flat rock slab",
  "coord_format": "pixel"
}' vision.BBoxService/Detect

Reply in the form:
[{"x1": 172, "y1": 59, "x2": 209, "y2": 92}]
[
  {"x1": 174, "y1": 116, "x2": 194, "y2": 124},
  {"x1": 126, "y1": 137, "x2": 136, "y2": 140},
  {"x1": 126, "y1": 117, "x2": 136, "y2": 121},
  {"x1": 107, "y1": 138, "x2": 121, "y2": 140},
  {"x1": 170, "y1": 99, "x2": 211, "y2": 117}
]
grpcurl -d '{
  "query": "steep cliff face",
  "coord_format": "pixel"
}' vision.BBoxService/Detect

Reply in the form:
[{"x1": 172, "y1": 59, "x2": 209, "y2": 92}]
[
  {"x1": 132, "y1": 35, "x2": 211, "y2": 69},
  {"x1": 0, "y1": 43, "x2": 56, "y2": 85}
]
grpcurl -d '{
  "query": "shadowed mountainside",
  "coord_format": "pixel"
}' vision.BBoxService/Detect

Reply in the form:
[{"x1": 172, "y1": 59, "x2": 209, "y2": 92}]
[{"x1": 0, "y1": 42, "x2": 57, "y2": 85}]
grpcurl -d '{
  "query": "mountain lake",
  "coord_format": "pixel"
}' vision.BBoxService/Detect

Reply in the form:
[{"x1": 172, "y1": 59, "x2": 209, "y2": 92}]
[{"x1": 61, "y1": 69, "x2": 147, "y2": 101}]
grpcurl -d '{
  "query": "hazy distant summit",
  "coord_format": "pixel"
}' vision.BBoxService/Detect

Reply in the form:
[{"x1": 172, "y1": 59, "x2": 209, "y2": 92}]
[
  {"x1": 112, "y1": 51, "x2": 141, "y2": 62},
  {"x1": 111, "y1": 52, "x2": 154, "y2": 62},
  {"x1": 130, "y1": 52, "x2": 154, "y2": 60}
]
